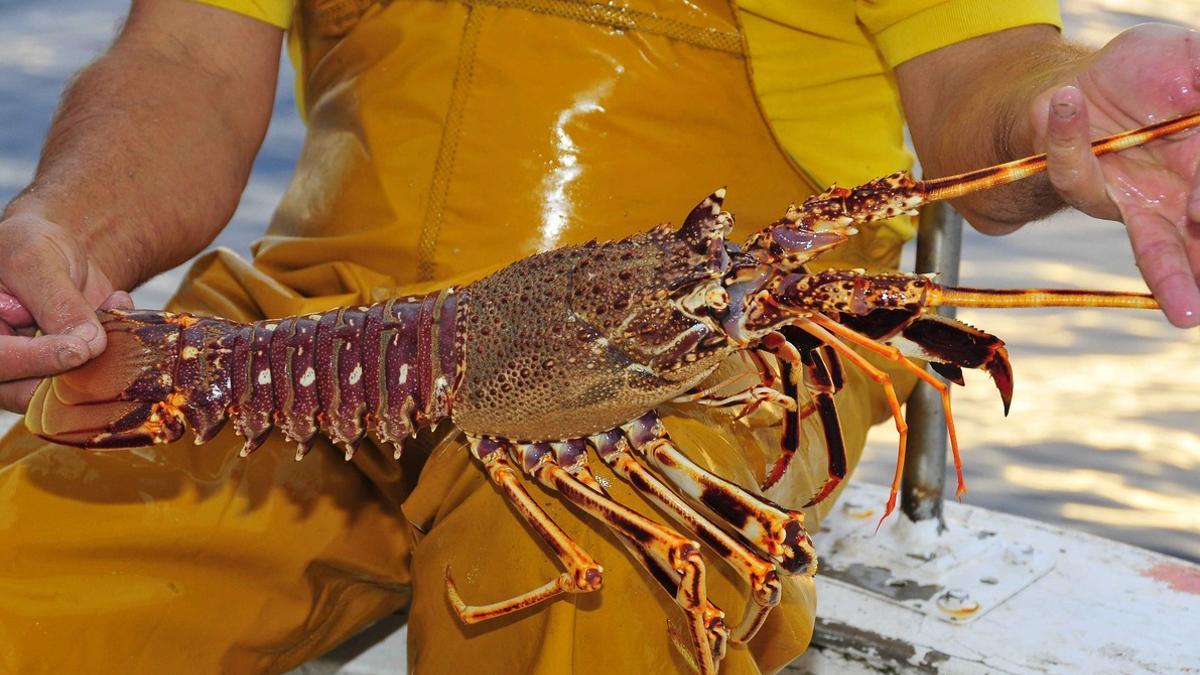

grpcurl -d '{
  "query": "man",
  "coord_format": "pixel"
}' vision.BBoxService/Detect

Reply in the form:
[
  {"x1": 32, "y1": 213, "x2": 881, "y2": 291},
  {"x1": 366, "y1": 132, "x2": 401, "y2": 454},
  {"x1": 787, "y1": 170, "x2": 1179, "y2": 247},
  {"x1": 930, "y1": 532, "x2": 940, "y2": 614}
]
[{"x1": 0, "y1": 1, "x2": 1196, "y2": 673}]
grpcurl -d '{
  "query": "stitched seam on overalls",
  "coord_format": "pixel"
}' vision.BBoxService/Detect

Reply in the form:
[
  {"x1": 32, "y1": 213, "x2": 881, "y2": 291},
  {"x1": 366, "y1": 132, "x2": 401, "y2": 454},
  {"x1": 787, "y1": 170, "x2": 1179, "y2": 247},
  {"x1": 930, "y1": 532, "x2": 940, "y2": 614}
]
[
  {"x1": 415, "y1": 0, "x2": 743, "y2": 54},
  {"x1": 416, "y1": 5, "x2": 484, "y2": 281}
]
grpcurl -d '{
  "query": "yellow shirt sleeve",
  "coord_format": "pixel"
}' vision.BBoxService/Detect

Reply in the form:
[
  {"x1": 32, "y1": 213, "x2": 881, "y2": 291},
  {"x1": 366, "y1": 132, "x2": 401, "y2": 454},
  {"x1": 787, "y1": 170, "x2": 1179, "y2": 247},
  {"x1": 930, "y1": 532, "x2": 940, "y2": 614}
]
[
  {"x1": 189, "y1": 0, "x2": 295, "y2": 29},
  {"x1": 857, "y1": 0, "x2": 1064, "y2": 67}
]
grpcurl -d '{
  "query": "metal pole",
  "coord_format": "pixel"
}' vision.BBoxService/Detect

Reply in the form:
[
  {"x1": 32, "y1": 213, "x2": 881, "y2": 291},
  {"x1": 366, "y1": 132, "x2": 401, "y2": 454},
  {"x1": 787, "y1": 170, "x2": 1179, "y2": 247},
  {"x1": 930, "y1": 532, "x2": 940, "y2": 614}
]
[{"x1": 899, "y1": 201, "x2": 963, "y2": 525}]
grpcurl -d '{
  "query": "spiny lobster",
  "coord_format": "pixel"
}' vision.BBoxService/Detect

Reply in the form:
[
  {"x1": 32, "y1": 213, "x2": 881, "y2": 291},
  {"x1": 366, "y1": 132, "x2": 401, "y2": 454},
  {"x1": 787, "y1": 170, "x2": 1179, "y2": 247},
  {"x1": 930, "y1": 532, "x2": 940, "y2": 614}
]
[{"x1": 24, "y1": 113, "x2": 1199, "y2": 674}]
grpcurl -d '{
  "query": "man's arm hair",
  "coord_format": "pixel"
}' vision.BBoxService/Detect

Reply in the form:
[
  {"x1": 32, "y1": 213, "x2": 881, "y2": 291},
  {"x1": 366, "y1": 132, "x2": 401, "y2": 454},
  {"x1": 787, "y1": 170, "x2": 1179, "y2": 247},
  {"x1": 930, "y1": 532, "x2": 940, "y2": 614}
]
[
  {"x1": 5, "y1": 0, "x2": 283, "y2": 290},
  {"x1": 895, "y1": 25, "x2": 1089, "y2": 234}
]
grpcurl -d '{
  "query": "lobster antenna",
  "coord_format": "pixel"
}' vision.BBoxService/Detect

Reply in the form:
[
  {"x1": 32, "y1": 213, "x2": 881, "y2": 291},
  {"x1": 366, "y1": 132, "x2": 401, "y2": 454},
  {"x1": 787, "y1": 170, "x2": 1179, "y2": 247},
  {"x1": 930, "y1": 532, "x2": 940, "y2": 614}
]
[
  {"x1": 920, "y1": 111, "x2": 1200, "y2": 202},
  {"x1": 929, "y1": 286, "x2": 1160, "y2": 310}
]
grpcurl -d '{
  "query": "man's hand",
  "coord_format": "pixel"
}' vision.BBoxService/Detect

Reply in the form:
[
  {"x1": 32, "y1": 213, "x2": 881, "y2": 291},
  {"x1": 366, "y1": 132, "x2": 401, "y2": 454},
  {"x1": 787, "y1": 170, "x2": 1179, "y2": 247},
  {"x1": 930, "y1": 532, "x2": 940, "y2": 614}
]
[
  {"x1": 0, "y1": 212, "x2": 132, "y2": 412},
  {"x1": 0, "y1": 0, "x2": 282, "y2": 412},
  {"x1": 1032, "y1": 25, "x2": 1200, "y2": 327},
  {"x1": 897, "y1": 23, "x2": 1200, "y2": 328}
]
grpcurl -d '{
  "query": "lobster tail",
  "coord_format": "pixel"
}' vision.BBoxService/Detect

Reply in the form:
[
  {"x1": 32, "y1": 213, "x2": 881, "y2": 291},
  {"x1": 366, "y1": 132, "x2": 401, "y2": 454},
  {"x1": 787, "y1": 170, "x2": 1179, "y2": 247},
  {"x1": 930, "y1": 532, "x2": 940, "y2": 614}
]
[
  {"x1": 25, "y1": 310, "x2": 238, "y2": 448},
  {"x1": 26, "y1": 295, "x2": 461, "y2": 458}
]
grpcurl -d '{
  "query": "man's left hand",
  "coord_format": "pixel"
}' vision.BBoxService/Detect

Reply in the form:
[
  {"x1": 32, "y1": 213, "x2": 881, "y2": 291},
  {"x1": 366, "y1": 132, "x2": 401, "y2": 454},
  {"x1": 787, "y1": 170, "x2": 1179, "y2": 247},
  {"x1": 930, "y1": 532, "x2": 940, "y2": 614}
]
[{"x1": 1033, "y1": 24, "x2": 1200, "y2": 327}]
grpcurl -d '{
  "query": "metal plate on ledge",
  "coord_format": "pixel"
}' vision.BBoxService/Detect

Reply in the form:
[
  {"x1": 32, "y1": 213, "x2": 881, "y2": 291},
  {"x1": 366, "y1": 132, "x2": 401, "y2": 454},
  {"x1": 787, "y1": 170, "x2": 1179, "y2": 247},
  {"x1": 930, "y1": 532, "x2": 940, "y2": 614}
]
[{"x1": 816, "y1": 490, "x2": 1055, "y2": 624}]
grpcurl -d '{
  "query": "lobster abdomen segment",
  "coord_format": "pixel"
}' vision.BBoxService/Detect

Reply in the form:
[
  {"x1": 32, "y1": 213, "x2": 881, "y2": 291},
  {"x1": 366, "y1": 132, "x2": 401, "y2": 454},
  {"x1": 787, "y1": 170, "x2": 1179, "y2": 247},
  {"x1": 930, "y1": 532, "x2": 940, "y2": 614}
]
[{"x1": 26, "y1": 294, "x2": 460, "y2": 456}]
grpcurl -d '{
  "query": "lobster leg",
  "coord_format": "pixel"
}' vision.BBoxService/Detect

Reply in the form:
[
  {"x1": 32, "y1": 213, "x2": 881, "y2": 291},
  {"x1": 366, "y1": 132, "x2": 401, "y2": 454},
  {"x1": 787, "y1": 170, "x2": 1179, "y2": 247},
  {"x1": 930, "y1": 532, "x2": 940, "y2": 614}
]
[
  {"x1": 755, "y1": 335, "x2": 804, "y2": 492},
  {"x1": 507, "y1": 440, "x2": 724, "y2": 675},
  {"x1": 795, "y1": 320, "x2": 909, "y2": 525},
  {"x1": 737, "y1": 346, "x2": 824, "y2": 427},
  {"x1": 672, "y1": 353, "x2": 791, "y2": 421},
  {"x1": 757, "y1": 333, "x2": 849, "y2": 506},
  {"x1": 623, "y1": 412, "x2": 817, "y2": 577},
  {"x1": 808, "y1": 313, "x2": 968, "y2": 498},
  {"x1": 745, "y1": 349, "x2": 778, "y2": 389},
  {"x1": 446, "y1": 436, "x2": 603, "y2": 623},
  {"x1": 588, "y1": 429, "x2": 782, "y2": 644},
  {"x1": 802, "y1": 344, "x2": 847, "y2": 506},
  {"x1": 686, "y1": 386, "x2": 796, "y2": 414},
  {"x1": 548, "y1": 440, "x2": 730, "y2": 665},
  {"x1": 672, "y1": 355, "x2": 767, "y2": 404}
]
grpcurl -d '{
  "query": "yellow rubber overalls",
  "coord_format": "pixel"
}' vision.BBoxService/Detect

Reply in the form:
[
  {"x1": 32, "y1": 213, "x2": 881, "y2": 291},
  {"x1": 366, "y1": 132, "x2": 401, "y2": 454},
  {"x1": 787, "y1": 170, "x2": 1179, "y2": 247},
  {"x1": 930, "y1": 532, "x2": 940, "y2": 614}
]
[{"x1": 0, "y1": 1, "x2": 911, "y2": 672}]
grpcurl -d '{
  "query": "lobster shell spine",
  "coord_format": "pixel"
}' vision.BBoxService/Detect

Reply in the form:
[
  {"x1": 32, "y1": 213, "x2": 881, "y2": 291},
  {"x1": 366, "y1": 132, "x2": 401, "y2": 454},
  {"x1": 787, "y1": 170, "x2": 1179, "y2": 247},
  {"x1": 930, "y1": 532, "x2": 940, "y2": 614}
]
[{"x1": 24, "y1": 292, "x2": 461, "y2": 457}]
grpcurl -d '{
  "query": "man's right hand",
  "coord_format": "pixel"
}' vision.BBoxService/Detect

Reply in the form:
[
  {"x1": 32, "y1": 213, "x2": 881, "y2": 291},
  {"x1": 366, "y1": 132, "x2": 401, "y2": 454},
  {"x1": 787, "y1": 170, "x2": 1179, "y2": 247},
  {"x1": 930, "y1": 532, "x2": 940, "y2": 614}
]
[{"x1": 0, "y1": 212, "x2": 131, "y2": 412}]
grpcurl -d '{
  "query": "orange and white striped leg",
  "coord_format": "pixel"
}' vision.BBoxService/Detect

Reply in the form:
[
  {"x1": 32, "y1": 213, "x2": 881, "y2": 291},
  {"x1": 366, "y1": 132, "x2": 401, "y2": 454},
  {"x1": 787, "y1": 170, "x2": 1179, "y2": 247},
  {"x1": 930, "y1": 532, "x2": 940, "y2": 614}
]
[
  {"x1": 808, "y1": 313, "x2": 968, "y2": 498},
  {"x1": 623, "y1": 412, "x2": 817, "y2": 577},
  {"x1": 547, "y1": 439, "x2": 731, "y2": 664},
  {"x1": 509, "y1": 440, "x2": 724, "y2": 675},
  {"x1": 794, "y1": 320, "x2": 908, "y2": 527},
  {"x1": 446, "y1": 436, "x2": 603, "y2": 623},
  {"x1": 588, "y1": 429, "x2": 783, "y2": 644},
  {"x1": 757, "y1": 332, "x2": 849, "y2": 505}
]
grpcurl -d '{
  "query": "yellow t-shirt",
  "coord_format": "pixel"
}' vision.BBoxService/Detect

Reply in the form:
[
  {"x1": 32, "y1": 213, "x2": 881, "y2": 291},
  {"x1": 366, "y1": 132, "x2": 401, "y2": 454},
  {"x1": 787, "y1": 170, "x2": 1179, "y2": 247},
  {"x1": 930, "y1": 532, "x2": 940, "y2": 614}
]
[{"x1": 194, "y1": 0, "x2": 1062, "y2": 241}]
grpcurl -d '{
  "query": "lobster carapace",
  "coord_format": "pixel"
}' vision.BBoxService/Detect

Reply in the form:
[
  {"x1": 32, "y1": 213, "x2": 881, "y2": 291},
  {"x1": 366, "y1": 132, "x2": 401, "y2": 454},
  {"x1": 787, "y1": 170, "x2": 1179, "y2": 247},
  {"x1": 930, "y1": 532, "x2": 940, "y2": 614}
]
[{"x1": 24, "y1": 112, "x2": 1198, "y2": 674}]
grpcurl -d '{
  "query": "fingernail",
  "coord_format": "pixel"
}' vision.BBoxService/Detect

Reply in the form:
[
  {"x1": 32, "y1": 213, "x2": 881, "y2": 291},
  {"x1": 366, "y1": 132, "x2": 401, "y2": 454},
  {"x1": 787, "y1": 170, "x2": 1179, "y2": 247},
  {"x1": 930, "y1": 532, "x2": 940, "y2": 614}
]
[
  {"x1": 57, "y1": 343, "x2": 86, "y2": 369},
  {"x1": 1052, "y1": 100, "x2": 1076, "y2": 120},
  {"x1": 1172, "y1": 304, "x2": 1200, "y2": 328},
  {"x1": 0, "y1": 293, "x2": 21, "y2": 312},
  {"x1": 66, "y1": 322, "x2": 99, "y2": 344}
]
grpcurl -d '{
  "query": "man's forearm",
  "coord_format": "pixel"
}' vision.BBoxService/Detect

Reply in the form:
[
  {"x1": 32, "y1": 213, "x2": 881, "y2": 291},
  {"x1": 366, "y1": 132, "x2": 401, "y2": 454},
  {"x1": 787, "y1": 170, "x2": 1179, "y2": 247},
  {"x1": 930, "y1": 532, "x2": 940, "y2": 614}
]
[
  {"x1": 898, "y1": 26, "x2": 1091, "y2": 233},
  {"x1": 4, "y1": 6, "x2": 279, "y2": 290}
]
